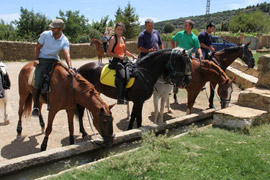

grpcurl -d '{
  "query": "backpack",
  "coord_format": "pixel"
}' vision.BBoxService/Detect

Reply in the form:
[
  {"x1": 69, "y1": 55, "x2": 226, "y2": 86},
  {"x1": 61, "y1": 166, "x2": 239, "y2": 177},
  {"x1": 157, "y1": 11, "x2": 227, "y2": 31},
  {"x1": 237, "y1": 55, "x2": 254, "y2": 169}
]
[{"x1": 109, "y1": 34, "x2": 126, "y2": 53}]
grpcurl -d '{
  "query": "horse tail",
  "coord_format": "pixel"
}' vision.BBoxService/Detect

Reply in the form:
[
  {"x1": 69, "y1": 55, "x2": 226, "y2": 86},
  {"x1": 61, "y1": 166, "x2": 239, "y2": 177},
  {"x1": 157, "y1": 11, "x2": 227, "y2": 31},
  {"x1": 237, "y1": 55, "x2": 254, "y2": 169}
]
[{"x1": 24, "y1": 93, "x2": 33, "y2": 119}]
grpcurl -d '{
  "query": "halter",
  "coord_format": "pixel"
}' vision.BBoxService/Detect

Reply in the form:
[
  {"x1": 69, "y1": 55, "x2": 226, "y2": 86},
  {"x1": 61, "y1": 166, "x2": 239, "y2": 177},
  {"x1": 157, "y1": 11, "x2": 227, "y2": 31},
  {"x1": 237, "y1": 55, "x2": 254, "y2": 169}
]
[
  {"x1": 166, "y1": 49, "x2": 191, "y2": 81},
  {"x1": 241, "y1": 44, "x2": 254, "y2": 67}
]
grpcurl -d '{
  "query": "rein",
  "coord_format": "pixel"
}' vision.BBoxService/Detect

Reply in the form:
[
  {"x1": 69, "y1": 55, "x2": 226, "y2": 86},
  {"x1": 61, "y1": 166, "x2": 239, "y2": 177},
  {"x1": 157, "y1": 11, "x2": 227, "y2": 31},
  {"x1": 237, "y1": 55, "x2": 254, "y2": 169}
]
[{"x1": 241, "y1": 44, "x2": 254, "y2": 68}]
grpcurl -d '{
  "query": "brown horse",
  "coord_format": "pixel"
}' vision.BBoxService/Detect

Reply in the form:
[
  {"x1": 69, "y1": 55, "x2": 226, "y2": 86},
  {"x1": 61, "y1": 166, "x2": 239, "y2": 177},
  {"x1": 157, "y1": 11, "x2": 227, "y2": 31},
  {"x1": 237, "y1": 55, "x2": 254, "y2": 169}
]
[
  {"x1": 184, "y1": 59, "x2": 234, "y2": 114},
  {"x1": 173, "y1": 42, "x2": 254, "y2": 108},
  {"x1": 90, "y1": 38, "x2": 104, "y2": 63},
  {"x1": 158, "y1": 59, "x2": 234, "y2": 118},
  {"x1": 77, "y1": 48, "x2": 192, "y2": 132},
  {"x1": 17, "y1": 61, "x2": 114, "y2": 151}
]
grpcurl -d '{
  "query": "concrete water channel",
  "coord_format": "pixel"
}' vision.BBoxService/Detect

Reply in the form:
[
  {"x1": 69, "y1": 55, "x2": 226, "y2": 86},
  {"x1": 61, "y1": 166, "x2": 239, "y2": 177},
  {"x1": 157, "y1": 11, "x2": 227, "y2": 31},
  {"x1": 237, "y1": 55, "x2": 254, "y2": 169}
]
[{"x1": 0, "y1": 109, "x2": 214, "y2": 180}]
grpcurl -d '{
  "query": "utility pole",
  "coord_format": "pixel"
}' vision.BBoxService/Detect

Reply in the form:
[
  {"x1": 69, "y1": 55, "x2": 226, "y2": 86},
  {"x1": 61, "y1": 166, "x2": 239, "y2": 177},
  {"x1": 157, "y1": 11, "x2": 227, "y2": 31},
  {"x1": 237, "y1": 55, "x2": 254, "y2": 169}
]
[{"x1": 206, "y1": 0, "x2": 210, "y2": 23}]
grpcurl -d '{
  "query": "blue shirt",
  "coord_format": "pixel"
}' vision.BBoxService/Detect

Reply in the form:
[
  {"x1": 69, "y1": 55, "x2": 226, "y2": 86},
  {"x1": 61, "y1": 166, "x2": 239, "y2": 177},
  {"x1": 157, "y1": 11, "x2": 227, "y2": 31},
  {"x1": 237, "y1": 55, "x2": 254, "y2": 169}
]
[
  {"x1": 38, "y1": 30, "x2": 69, "y2": 60},
  {"x1": 198, "y1": 31, "x2": 212, "y2": 51},
  {"x1": 137, "y1": 29, "x2": 162, "y2": 58}
]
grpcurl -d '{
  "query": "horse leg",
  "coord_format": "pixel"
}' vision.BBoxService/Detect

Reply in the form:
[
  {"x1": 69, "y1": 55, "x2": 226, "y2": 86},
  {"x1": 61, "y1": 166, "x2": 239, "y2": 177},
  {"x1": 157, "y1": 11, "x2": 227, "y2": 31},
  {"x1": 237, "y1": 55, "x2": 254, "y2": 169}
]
[
  {"x1": 209, "y1": 82, "x2": 217, "y2": 109},
  {"x1": 153, "y1": 93, "x2": 159, "y2": 123},
  {"x1": 173, "y1": 85, "x2": 179, "y2": 104},
  {"x1": 41, "y1": 109, "x2": 57, "y2": 151},
  {"x1": 165, "y1": 97, "x2": 172, "y2": 113},
  {"x1": 76, "y1": 104, "x2": 88, "y2": 138},
  {"x1": 126, "y1": 102, "x2": 130, "y2": 119},
  {"x1": 39, "y1": 103, "x2": 45, "y2": 133},
  {"x1": 186, "y1": 89, "x2": 201, "y2": 115},
  {"x1": 136, "y1": 102, "x2": 144, "y2": 128},
  {"x1": 3, "y1": 96, "x2": 9, "y2": 125},
  {"x1": 66, "y1": 109, "x2": 75, "y2": 145},
  {"x1": 159, "y1": 97, "x2": 166, "y2": 123},
  {"x1": 127, "y1": 104, "x2": 136, "y2": 130},
  {"x1": 17, "y1": 93, "x2": 29, "y2": 141}
]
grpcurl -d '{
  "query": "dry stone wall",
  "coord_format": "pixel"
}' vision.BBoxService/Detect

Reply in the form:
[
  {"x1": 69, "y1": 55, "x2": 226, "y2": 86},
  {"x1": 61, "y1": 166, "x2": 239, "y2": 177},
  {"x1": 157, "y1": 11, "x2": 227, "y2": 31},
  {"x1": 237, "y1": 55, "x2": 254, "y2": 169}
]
[{"x1": 0, "y1": 40, "x2": 139, "y2": 61}]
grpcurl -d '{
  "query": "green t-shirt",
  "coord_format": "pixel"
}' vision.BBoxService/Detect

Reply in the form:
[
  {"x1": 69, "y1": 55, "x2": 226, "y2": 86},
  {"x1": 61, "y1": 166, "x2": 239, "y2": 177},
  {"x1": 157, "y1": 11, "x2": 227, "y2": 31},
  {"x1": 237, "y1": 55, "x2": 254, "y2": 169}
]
[{"x1": 172, "y1": 30, "x2": 200, "y2": 50}]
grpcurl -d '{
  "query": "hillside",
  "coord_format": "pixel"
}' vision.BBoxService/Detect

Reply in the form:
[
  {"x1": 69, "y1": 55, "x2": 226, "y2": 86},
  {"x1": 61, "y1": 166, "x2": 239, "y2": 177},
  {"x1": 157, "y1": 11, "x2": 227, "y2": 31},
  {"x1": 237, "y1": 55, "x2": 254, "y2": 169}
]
[{"x1": 154, "y1": 2, "x2": 270, "y2": 32}]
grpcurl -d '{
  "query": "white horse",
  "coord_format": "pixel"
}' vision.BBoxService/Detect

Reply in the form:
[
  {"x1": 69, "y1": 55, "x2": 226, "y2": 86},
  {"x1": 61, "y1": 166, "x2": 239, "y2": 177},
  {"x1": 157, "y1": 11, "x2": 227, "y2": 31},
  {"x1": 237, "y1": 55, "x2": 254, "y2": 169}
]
[
  {"x1": 153, "y1": 76, "x2": 173, "y2": 123},
  {"x1": 0, "y1": 62, "x2": 9, "y2": 125}
]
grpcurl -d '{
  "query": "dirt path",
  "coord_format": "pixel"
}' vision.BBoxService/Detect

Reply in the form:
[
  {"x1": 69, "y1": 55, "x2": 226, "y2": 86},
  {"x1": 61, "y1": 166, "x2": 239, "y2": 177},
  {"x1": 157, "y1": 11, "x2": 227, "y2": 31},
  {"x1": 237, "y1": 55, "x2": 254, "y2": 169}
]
[{"x1": 0, "y1": 58, "x2": 241, "y2": 162}]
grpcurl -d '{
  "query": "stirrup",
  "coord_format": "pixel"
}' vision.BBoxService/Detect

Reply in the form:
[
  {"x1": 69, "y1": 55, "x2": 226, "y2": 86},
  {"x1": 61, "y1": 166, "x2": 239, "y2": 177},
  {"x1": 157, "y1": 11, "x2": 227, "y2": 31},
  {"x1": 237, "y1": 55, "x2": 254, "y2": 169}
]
[{"x1": 31, "y1": 107, "x2": 40, "y2": 117}]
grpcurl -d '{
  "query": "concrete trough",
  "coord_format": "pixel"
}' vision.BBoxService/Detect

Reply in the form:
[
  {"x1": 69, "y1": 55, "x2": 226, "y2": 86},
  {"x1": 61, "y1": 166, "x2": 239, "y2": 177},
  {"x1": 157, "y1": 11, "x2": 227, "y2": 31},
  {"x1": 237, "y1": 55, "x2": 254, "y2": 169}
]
[
  {"x1": 0, "y1": 108, "x2": 214, "y2": 176},
  {"x1": 213, "y1": 105, "x2": 269, "y2": 132}
]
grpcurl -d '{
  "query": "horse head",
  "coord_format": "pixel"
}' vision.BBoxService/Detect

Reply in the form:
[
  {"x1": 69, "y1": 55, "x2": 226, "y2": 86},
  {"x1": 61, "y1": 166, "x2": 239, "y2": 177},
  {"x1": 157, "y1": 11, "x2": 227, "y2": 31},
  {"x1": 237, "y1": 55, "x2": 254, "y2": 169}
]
[
  {"x1": 241, "y1": 42, "x2": 255, "y2": 68},
  {"x1": 93, "y1": 104, "x2": 115, "y2": 148},
  {"x1": 217, "y1": 77, "x2": 234, "y2": 109},
  {"x1": 166, "y1": 48, "x2": 192, "y2": 88}
]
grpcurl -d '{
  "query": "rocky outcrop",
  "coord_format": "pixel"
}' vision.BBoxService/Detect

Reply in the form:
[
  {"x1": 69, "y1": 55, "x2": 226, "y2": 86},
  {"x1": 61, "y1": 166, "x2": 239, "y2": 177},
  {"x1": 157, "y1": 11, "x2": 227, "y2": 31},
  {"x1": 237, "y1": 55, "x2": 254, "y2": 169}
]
[
  {"x1": 213, "y1": 105, "x2": 269, "y2": 133},
  {"x1": 256, "y1": 55, "x2": 270, "y2": 89}
]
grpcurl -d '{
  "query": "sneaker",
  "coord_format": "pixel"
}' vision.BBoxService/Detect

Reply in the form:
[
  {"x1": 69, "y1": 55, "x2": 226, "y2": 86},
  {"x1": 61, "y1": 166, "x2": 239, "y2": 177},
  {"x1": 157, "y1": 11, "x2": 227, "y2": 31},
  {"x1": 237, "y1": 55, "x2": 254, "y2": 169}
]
[{"x1": 31, "y1": 107, "x2": 40, "y2": 117}]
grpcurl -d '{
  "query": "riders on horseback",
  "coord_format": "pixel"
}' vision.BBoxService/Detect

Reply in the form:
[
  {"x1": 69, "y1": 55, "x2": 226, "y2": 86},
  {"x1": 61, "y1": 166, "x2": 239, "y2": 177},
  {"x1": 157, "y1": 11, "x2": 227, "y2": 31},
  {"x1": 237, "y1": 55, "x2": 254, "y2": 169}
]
[
  {"x1": 32, "y1": 19, "x2": 75, "y2": 116},
  {"x1": 198, "y1": 22, "x2": 216, "y2": 59},
  {"x1": 107, "y1": 22, "x2": 136, "y2": 105}
]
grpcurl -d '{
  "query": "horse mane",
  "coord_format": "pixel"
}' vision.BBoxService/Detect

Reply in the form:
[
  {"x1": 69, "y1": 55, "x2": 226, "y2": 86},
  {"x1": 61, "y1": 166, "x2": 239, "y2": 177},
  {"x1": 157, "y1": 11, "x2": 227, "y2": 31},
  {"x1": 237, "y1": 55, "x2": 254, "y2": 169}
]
[
  {"x1": 75, "y1": 74, "x2": 108, "y2": 106},
  {"x1": 137, "y1": 49, "x2": 171, "y2": 65},
  {"x1": 215, "y1": 46, "x2": 240, "y2": 55},
  {"x1": 92, "y1": 38, "x2": 102, "y2": 44},
  {"x1": 54, "y1": 63, "x2": 107, "y2": 107},
  {"x1": 201, "y1": 60, "x2": 229, "y2": 80}
]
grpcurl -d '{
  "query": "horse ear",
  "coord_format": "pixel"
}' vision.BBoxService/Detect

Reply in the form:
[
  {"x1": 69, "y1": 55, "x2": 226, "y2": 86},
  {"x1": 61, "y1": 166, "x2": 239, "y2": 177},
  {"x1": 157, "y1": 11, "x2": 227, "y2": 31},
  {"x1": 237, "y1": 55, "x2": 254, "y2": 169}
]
[
  {"x1": 245, "y1": 41, "x2": 251, "y2": 47},
  {"x1": 108, "y1": 104, "x2": 115, "y2": 110},
  {"x1": 186, "y1": 48, "x2": 193, "y2": 56}
]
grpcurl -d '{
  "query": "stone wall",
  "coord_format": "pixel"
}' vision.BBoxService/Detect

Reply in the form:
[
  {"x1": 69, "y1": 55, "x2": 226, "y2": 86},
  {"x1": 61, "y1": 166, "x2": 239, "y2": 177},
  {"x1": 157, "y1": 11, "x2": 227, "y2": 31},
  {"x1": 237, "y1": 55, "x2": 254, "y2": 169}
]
[
  {"x1": 256, "y1": 55, "x2": 270, "y2": 89},
  {"x1": 0, "y1": 40, "x2": 139, "y2": 61}
]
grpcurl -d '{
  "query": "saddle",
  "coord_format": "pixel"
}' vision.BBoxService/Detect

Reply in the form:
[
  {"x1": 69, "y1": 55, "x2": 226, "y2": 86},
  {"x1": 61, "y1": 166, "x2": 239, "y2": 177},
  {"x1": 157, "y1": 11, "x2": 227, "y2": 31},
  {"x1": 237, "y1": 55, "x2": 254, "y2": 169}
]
[
  {"x1": 100, "y1": 59, "x2": 140, "y2": 88},
  {"x1": 0, "y1": 66, "x2": 11, "y2": 98}
]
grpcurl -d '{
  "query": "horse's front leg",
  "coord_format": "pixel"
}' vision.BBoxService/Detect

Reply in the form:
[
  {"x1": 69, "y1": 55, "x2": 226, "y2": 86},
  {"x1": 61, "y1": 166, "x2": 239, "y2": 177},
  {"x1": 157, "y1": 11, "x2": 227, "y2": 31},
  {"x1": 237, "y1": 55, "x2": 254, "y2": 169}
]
[
  {"x1": 186, "y1": 89, "x2": 201, "y2": 115},
  {"x1": 173, "y1": 85, "x2": 179, "y2": 104},
  {"x1": 76, "y1": 104, "x2": 88, "y2": 139},
  {"x1": 153, "y1": 93, "x2": 159, "y2": 123},
  {"x1": 159, "y1": 97, "x2": 166, "y2": 123},
  {"x1": 209, "y1": 82, "x2": 217, "y2": 109},
  {"x1": 66, "y1": 109, "x2": 75, "y2": 145},
  {"x1": 3, "y1": 97, "x2": 9, "y2": 125},
  {"x1": 39, "y1": 103, "x2": 45, "y2": 133},
  {"x1": 41, "y1": 109, "x2": 57, "y2": 151},
  {"x1": 136, "y1": 102, "x2": 144, "y2": 128},
  {"x1": 127, "y1": 105, "x2": 136, "y2": 130}
]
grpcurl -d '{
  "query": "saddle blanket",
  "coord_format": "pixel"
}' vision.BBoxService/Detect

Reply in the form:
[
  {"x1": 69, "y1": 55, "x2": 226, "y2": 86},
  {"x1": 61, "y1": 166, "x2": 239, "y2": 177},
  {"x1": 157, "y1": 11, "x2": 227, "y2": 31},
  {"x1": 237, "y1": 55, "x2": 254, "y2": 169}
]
[{"x1": 100, "y1": 64, "x2": 135, "y2": 88}]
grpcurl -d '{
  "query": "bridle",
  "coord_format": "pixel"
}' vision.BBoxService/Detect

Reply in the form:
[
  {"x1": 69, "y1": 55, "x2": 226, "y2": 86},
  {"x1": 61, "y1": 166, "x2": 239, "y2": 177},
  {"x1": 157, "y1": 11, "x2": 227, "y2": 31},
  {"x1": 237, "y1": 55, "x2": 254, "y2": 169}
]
[
  {"x1": 241, "y1": 44, "x2": 254, "y2": 67},
  {"x1": 69, "y1": 71, "x2": 114, "y2": 140},
  {"x1": 166, "y1": 49, "x2": 191, "y2": 84}
]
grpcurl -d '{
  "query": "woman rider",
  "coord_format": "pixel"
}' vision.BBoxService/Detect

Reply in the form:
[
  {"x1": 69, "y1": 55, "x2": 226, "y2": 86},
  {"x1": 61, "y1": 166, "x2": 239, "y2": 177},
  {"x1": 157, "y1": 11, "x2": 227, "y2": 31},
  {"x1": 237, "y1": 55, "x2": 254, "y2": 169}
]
[{"x1": 107, "y1": 22, "x2": 136, "y2": 105}]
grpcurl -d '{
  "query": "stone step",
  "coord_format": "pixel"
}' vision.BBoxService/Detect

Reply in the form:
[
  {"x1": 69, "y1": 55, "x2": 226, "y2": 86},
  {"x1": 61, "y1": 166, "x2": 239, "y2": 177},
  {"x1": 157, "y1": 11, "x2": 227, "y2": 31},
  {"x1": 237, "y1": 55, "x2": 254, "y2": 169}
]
[
  {"x1": 237, "y1": 87, "x2": 270, "y2": 111},
  {"x1": 226, "y1": 66, "x2": 258, "y2": 89},
  {"x1": 213, "y1": 105, "x2": 269, "y2": 133}
]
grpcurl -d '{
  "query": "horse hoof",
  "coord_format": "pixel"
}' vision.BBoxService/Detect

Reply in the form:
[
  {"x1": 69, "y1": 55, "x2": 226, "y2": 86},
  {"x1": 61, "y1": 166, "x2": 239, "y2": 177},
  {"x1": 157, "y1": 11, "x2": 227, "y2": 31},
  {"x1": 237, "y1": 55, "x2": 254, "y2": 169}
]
[
  {"x1": 16, "y1": 135, "x2": 23, "y2": 141},
  {"x1": 83, "y1": 135, "x2": 91, "y2": 140},
  {"x1": 168, "y1": 109, "x2": 172, "y2": 113},
  {"x1": 4, "y1": 120, "x2": 9, "y2": 125}
]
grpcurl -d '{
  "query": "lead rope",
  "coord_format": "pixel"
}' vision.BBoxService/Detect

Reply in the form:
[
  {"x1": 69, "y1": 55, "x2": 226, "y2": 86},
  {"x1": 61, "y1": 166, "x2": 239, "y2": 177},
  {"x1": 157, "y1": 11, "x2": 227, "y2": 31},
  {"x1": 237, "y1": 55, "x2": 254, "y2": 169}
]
[
  {"x1": 70, "y1": 72, "x2": 101, "y2": 146},
  {"x1": 203, "y1": 83, "x2": 220, "y2": 110}
]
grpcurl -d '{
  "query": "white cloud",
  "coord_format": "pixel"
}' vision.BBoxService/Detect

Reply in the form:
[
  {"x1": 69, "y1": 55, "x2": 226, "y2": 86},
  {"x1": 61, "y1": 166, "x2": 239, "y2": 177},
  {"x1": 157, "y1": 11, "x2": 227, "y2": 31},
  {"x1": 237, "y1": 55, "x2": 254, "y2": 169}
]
[
  {"x1": 0, "y1": 14, "x2": 20, "y2": 23},
  {"x1": 228, "y1": 0, "x2": 264, "y2": 10},
  {"x1": 139, "y1": 17, "x2": 162, "y2": 25}
]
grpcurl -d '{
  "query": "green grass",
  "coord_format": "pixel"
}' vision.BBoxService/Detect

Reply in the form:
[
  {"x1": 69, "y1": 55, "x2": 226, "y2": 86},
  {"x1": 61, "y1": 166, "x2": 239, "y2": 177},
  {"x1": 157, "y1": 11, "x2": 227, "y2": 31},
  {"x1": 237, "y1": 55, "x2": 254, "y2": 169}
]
[
  {"x1": 253, "y1": 52, "x2": 268, "y2": 67},
  {"x1": 48, "y1": 124, "x2": 270, "y2": 180}
]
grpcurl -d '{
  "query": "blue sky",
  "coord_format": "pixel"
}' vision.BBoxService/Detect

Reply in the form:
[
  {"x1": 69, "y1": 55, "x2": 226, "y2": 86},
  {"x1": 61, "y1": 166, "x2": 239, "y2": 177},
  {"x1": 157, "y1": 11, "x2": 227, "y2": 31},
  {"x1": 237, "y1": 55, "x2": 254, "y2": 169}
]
[{"x1": 0, "y1": 0, "x2": 269, "y2": 25}]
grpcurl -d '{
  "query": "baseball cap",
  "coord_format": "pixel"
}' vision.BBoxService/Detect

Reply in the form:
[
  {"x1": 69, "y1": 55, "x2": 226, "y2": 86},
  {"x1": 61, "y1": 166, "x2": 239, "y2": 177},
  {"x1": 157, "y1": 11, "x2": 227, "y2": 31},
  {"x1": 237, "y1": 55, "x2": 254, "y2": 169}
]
[{"x1": 49, "y1": 19, "x2": 65, "y2": 29}]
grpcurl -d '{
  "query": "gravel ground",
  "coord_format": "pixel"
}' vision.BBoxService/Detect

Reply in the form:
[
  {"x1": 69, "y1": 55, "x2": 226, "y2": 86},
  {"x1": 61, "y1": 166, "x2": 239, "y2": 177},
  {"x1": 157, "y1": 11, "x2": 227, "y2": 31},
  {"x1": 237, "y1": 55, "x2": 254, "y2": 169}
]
[{"x1": 0, "y1": 57, "x2": 241, "y2": 162}]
